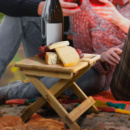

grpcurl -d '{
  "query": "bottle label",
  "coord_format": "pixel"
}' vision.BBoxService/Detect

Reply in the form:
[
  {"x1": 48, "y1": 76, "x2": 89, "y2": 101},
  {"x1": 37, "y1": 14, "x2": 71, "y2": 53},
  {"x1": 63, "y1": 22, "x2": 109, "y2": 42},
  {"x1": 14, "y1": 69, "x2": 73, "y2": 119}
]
[{"x1": 46, "y1": 23, "x2": 62, "y2": 46}]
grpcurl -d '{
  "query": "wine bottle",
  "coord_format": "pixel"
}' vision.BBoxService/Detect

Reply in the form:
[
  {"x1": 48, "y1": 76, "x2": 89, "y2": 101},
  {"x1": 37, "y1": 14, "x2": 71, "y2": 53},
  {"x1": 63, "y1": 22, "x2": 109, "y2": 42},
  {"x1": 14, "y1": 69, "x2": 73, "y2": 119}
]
[{"x1": 41, "y1": 0, "x2": 64, "y2": 46}]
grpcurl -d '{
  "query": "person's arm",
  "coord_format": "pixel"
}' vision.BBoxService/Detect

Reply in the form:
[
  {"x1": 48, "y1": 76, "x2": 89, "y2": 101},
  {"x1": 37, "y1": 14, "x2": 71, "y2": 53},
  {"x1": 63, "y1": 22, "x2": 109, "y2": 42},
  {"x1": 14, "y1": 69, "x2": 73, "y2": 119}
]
[
  {"x1": 0, "y1": 0, "x2": 44, "y2": 16},
  {"x1": 38, "y1": 0, "x2": 81, "y2": 16},
  {"x1": 93, "y1": 0, "x2": 130, "y2": 33},
  {"x1": 0, "y1": 0, "x2": 80, "y2": 17},
  {"x1": 117, "y1": 17, "x2": 130, "y2": 34}
]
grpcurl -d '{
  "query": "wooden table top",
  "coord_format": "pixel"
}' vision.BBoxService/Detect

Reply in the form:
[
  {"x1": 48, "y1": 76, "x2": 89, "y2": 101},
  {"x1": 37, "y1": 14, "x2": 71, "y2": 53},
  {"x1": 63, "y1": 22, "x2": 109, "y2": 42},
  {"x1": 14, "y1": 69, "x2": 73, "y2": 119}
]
[{"x1": 15, "y1": 56, "x2": 89, "y2": 73}]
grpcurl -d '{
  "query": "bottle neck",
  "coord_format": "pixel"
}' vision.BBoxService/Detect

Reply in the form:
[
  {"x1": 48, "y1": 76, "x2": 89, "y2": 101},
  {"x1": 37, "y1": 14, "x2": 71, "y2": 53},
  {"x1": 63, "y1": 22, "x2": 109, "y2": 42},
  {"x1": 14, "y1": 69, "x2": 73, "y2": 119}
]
[{"x1": 45, "y1": 0, "x2": 61, "y2": 8}]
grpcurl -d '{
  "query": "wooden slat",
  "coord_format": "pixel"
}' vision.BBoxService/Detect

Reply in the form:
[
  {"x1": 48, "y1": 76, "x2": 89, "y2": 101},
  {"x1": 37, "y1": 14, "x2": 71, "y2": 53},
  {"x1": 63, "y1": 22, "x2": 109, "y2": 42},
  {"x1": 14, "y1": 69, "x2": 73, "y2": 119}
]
[
  {"x1": 51, "y1": 65, "x2": 98, "y2": 113},
  {"x1": 21, "y1": 79, "x2": 70, "y2": 122},
  {"x1": 80, "y1": 54, "x2": 100, "y2": 64},
  {"x1": 51, "y1": 65, "x2": 98, "y2": 114},
  {"x1": 70, "y1": 82, "x2": 98, "y2": 113},
  {"x1": 21, "y1": 97, "x2": 45, "y2": 114},
  {"x1": 19, "y1": 57, "x2": 98, "y2": 124},
  {"x1": 21, "y1": 97, "x2": 46, "y2": 122},
  {"x1": 67, "y1": 96, "x2": 95, "y2": 122},
  {"x1": 20, "y1": 69, "x2": 73, "y2": 79},
  {"x1": 27, "y1": 76, "x2": 81, "y2": 130},
  {"x1": 70, "y1": 82, "x2": 88, "y2": 100},
  {"x1": 14, "y1": 56, "x2": 88, "y2": 73},
  {"x1": 21, "y1": 64, "x2": 98, "y2": 122},
  {"x1": 54, "y1": 65, "x2": 91, "y2": 97}
]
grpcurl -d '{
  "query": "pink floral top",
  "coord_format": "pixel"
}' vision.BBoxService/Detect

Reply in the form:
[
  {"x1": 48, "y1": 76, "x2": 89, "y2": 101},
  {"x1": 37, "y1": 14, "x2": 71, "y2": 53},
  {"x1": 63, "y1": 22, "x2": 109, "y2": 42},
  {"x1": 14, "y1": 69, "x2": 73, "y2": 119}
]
[{"x1": 72, "y1": 0, "x2": 130, "y2": 87}]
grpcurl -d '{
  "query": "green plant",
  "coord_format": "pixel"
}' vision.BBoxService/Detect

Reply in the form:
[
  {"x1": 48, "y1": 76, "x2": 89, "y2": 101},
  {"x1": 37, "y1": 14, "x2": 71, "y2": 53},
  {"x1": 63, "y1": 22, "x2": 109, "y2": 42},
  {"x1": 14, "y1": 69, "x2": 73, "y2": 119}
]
[{"x1": 0, "y1": 13, "x2": 4, "y2": 23}]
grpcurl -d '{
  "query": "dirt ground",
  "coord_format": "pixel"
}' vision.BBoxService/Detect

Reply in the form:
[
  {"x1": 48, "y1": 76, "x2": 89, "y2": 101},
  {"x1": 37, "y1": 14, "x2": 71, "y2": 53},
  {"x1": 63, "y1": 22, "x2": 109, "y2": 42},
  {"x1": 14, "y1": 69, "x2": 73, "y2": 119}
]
[{"x1": 0, "y1": 104, "x2": 130, "y2": 130}]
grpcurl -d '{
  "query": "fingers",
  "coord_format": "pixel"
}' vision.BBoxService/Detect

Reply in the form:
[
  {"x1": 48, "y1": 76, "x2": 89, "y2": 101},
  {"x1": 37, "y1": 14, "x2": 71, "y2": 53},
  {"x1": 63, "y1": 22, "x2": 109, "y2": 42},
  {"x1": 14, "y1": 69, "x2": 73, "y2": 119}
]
[
  {"x1": 100, "y1": 48, "x2": 122, "y2": 66},
  {"x1": 107, "y1": 48, "x2": 122, "y2": 66},
  {"x1": 94, "y1": 7, "x2": 113, "y2": 12},
  {"x1": 60, "y1": 1, "x2": 78, "y2": 8},
  {"x1": 111, "y1": 51, "x2": 120, "y2": 61},
  {"x1": 62, "y1": 8, "x2": 81, "y2": 16},
  {"x1": 93, "y1": 8, "x2": 113, "y2": 20},
  {"x1": 103, "y1": 53, "x2": 118, "y2": 66},
  {"x1": 93, "y1": 1, "x2": 116, "y2": 16},
  {"x1": 113, "y1": 48, "x2": 122, "y2": 55},
  {"x1": 101, "y1": 53, "x2": 116, "y2": 66},
  {"x1": 93, "y1": 6, "x2": 115, "y2": 18},
  {"x1": 60, "y1": 0, "x2": 81, "y2": 16},
  {"x1": 94, "y1": 11, "x2": 113, "y2": 16},
  {"x1": 105, "y1": 57, "x2": 117, "y2": 66},
  {"x1": 97, "y1": 15, "x2": 113, "y2": 21},
  {"x1": 108, "y1": 53, "x2": 120, "y2": 65},
  {"x1": 99, "y1": 0, "x2": 114, "y2": 7}
]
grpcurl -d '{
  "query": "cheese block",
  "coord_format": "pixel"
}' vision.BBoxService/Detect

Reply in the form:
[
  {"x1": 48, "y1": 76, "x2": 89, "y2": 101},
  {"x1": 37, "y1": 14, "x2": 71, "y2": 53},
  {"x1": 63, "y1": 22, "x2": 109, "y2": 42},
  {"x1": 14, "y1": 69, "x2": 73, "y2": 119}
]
[
  {"x1": 49, "y1": 41, "x2": 69, "y2": 50},
  {"x1": 55, "y1": 46, "x2": 80, "y2": 67},
  {"x1": 45, "y1": 52, "x2": 59, "y2": 65}
]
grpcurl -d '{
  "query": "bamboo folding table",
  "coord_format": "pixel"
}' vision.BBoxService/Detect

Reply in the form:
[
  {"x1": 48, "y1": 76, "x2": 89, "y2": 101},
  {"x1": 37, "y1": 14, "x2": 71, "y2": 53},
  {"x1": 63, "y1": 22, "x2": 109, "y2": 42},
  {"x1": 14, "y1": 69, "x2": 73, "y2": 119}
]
[{"x1": 15, "y1": 54, "x2": 100, "y2": 130}]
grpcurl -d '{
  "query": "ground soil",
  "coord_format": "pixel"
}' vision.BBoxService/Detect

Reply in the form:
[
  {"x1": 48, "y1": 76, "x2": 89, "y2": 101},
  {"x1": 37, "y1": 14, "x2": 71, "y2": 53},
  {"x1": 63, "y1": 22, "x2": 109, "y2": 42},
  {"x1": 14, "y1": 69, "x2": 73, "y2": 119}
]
[{"x1": 0, "y1": 104, "x2": 130, "y2": 130}]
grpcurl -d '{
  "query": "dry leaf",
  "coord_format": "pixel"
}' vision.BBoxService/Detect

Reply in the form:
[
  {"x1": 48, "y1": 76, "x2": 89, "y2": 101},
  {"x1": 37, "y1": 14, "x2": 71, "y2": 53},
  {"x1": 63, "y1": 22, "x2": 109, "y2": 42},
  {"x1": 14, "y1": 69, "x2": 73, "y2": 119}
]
[
  {"x1": 27, "y1": 114, "x2": 65, "y2": 130},
  {"x1": 0, "y1": 115, "x2": 30, "y2": 130}
]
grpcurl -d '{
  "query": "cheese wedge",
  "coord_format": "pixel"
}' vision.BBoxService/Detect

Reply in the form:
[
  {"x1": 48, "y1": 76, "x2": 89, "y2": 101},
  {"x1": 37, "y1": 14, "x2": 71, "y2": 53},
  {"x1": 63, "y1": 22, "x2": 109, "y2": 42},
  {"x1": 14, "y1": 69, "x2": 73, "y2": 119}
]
[
  {"x1": 45, "y1": 52, "x2": 59, "y2": 65},
  {"x1": 55, "y1": 46, "x2": 80, "y2": 67},
  {"x1": 49, "y1": 41, "x2": 69, "y2": 50}
]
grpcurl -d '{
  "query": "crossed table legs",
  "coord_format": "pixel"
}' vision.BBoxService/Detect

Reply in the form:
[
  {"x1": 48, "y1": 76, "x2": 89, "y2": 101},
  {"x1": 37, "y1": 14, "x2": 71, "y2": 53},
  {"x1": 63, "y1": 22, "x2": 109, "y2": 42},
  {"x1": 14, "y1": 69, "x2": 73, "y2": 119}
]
[{"x1": 20, "y1": 65, "x2": 98, "y2": 130}]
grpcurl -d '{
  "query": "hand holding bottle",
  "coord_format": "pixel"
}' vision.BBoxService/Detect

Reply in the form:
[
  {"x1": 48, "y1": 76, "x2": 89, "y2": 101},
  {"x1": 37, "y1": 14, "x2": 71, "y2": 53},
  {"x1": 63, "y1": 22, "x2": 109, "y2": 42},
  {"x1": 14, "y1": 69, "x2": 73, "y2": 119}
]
[
  {"x1": 38, "y1": 2, "x2": 45, "y2": 15},
  {"x1": 38, "y1": 1, "x2": 80, "y2": 16},
  {"x1": 60, "y1": 0, "x2": 81, "y2": 16}
]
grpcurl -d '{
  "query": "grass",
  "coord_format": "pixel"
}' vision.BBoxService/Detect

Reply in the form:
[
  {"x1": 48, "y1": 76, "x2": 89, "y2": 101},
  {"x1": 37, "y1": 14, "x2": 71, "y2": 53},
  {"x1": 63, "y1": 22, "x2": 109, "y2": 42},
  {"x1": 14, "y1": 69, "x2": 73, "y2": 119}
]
[{"x1": 0, "y1": 13, "x2": 4, "y2": 23}]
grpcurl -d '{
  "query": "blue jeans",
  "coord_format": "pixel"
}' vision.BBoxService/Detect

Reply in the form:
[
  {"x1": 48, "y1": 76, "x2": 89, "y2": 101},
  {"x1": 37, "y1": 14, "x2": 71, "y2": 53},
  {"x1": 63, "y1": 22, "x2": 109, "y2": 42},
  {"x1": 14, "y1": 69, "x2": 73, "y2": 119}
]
[
  {"x1": 0, "y1": 16, "x2": 108, "y2": 99},
  {"x1": 0, "y1": 16, "x2": 43, "y2": 78}
]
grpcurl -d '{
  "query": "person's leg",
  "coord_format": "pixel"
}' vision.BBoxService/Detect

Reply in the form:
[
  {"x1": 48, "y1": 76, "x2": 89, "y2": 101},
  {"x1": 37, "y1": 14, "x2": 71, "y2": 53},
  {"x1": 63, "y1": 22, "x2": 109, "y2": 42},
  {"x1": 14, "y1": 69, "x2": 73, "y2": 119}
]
[
  {"x1": 7, "y1": 68, "x2": 107, "y2": 99},
  {"x1": 0, "y1": 15, "x2": 23, "y2": 79},
  {"x1": 21, "y1": 17, "x2": 43, "y2": 58},
  {"x1": 63, "y1": 68, "x2": 108, "y2": 96},
  {"x1": 8, "y1": 77, "x2": 59, "y2": 99},
  {"x1": 0, "y1": 16, "x2": 24, "y2": 103},
  {"x1": 0, "y1": 16, "x2": 45, "y2": 100}
]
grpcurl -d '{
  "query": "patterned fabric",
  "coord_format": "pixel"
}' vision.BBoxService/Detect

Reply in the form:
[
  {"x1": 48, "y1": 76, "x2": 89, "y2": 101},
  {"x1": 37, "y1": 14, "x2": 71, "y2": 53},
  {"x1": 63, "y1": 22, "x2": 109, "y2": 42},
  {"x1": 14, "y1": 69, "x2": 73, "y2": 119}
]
[
  {"x1": 93, "y1": 91, "x2": 130, "y2": 113},
  {"x1": 110, "y1": 29, "x2": 130, "y2": 101},
  {"x1": 72, "y1": 0, "x2": 130, "y2": 89}
]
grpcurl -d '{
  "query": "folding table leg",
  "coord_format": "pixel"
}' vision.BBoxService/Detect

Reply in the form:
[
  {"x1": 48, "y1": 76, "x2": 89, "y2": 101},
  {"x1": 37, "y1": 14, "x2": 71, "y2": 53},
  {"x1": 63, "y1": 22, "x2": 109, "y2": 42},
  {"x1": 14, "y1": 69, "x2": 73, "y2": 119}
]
[
  {"x1": 67, "y1": 96, "x2": 95, "y2": 122},
  {"x1": 21, "y1": 65, "x2": 98, "y2": 122},
  {"x1": 70, "y1": 82, "x2": 98, "y2": 113},
  {"x1": 26, "y1": 75, "x2": 81, "y2": 130},
  {"x1": 21, "y1": 81, "x2": 98, "y2": 122},
  {"x1": 21, "y1": 97, "x2": 46, "y2": 122},
  {"x1": 21, "y1": 78, "x2": 71, "y2": 122}
]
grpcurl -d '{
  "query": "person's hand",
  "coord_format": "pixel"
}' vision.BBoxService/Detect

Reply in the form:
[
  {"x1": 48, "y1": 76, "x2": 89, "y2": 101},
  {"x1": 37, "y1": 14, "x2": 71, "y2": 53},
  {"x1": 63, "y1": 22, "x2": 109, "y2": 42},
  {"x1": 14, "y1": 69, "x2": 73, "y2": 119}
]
[
  {"x1": 60, "y1": 0, "x2": 81, "y2": 16},
  {"x1": 38, "y1": 2, "x2": 45, "y2": 15},
  {"x1": 100, "y1": 48, "x2": 122, "y2": 66},
  {"x1": 38, "y1": 1, "x2": 81, "y2": 16},
  {"x1": 93, "y1": 0, "x2": 125, "y2": 26}
]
